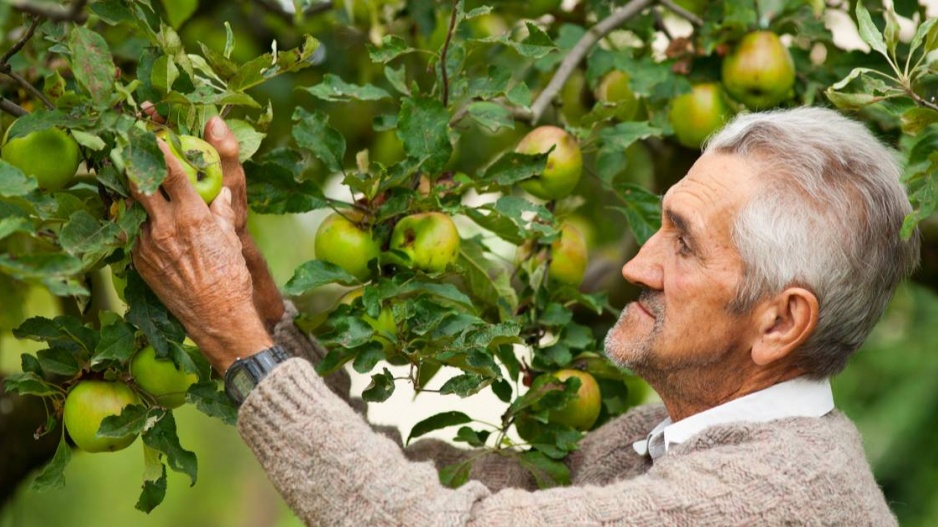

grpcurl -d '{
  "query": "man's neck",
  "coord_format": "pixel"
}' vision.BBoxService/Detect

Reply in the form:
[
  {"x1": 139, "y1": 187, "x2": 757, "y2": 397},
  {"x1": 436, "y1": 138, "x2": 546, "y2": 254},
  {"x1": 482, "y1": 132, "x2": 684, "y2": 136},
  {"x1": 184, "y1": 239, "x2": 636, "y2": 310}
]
[{"x1": 648, "y1": 362, "x2": 806, "y2": 422}]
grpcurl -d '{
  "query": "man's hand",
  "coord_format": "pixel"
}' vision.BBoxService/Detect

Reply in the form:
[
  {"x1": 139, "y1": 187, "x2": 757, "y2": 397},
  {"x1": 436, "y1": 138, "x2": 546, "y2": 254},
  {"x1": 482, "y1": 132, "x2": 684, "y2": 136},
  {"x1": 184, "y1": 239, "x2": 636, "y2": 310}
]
[{"x1": 130, "y1": 139, "x2": 273, "y2": 373}]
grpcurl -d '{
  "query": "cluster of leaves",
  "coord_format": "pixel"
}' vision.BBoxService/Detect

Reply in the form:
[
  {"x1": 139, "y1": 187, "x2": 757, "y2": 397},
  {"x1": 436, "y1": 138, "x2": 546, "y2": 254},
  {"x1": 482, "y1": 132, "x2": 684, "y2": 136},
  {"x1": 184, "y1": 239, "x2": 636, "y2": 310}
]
[
  {"x1": 825, "y1": 2, "x2": 938, "y2": 238},
  {"x1": 0, "y1": 0, "x2": 319, "y2": 512}
]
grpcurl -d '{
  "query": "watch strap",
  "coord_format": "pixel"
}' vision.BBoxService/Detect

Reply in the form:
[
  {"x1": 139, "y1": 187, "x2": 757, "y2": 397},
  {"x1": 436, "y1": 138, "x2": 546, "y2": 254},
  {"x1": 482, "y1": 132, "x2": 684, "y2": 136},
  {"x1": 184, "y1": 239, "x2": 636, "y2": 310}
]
[{"x1": 224, "y1": 344, "x2": 290, "y2": 406}]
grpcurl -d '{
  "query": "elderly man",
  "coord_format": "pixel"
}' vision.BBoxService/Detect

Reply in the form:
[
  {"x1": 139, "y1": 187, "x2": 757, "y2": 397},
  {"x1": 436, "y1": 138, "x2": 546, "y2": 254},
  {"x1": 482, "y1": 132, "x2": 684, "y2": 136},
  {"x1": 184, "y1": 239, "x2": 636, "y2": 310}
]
[{"x1": 131, "y1": 107, "x2": 918, "y2": 525}]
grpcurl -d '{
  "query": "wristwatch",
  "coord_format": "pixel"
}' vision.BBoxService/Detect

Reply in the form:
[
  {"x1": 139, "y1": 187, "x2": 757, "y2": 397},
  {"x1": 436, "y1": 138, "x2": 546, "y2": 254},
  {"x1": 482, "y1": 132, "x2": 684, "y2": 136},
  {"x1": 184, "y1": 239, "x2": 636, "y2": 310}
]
[{"x1": 224, "y1": 344, "x2": 290, "y2": 406}]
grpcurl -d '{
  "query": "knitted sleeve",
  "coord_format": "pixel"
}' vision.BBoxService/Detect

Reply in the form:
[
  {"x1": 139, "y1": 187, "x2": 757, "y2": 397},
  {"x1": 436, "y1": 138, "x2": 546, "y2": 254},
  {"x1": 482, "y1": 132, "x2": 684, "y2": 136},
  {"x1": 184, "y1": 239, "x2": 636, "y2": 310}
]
[{"x1": 239, "y1": 358, "x2": 887, "y2": 526}]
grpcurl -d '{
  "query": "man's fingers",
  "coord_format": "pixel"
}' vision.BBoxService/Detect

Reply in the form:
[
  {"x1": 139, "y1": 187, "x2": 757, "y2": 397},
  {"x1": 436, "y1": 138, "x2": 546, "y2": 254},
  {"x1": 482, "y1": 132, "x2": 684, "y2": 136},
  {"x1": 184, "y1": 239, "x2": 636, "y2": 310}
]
[
  {"x1": 156, "y1": 139, "x2": 204, "y2": 208},
  {"x1": 141, "y1": 101, "x2": 167, "y2": 124},
  {"x1": 210, "y1": 187, "x2": 238, "y2": 237},
  {"x1": 127, "y1": 177, "x2": 167, "y2": 218},
  {"x1": 204, "y1": 117, "x2": 245, "y2": 187}
]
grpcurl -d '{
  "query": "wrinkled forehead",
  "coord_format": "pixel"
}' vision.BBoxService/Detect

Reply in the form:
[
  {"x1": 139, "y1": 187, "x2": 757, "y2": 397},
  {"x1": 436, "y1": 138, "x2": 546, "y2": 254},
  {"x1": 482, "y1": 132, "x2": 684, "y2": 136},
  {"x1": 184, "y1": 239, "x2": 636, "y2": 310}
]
[{"x1": 662, "y1": 152, "x2": 762, "y2": 230}]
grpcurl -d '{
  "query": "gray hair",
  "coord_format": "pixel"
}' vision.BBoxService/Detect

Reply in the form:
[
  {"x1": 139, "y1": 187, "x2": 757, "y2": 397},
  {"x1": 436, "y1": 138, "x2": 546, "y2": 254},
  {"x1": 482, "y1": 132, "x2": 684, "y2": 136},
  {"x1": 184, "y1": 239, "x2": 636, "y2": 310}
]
[{"x1": 704, "y1": 107, "x2": 921, "y2": 378}]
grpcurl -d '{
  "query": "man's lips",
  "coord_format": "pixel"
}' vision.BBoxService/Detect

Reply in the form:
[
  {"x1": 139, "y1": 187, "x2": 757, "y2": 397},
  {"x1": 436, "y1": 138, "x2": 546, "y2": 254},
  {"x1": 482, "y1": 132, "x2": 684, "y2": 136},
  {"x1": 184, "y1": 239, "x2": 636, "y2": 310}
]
[{"x1": 632, "y1": 300, "x2": 653, "y2": 318}]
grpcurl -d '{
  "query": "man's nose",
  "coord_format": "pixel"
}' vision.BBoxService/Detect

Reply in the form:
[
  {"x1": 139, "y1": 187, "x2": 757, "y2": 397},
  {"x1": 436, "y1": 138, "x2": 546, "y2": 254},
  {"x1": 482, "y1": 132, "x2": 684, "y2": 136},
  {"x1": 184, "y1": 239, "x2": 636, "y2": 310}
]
[{"x1": 621, "y1": 233, "x2": 663, "y2": 290}]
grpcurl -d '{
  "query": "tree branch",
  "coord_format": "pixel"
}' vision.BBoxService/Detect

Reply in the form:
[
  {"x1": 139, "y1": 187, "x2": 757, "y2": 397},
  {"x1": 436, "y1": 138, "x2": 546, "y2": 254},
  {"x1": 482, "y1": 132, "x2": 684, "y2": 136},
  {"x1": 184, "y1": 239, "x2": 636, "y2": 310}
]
[
  {"x1": 0, "y1": 16, "x2": 54, "y2": 111},
  {"x1": 658, "y1": 0, "x2": 704, "y2": 27},
  {"x1": 0, "y1": 97, "x2": 28, "y2": 117},
  {"x1": 528, "y1": 0, "x2": 656, "y2": 124},
  {"x1": 0, "y1": 16, "x2": 40, "y2": 66},
  {"x1": 9, "y1": 0, "x2": 88, "y2": 23},
  {"x1": 439, "y1": 0, "x2": 460, "y2": 108}
]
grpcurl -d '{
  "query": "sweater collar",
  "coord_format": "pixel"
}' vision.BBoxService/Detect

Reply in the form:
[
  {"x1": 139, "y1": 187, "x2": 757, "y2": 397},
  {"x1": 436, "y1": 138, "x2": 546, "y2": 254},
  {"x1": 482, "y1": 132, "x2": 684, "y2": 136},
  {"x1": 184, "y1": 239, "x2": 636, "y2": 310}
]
[{"x1": 633, "y1": 376, "x2": 834, "y2": 460}]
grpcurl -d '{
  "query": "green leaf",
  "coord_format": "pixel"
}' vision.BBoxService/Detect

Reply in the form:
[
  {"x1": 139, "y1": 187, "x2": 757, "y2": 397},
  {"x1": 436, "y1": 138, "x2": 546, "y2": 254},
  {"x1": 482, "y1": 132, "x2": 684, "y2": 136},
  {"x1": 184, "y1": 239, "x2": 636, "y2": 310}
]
[
  {"x1": 283, "y1": 260, "x2": 361, "y2": 296},
  {"x1": 855, "y1": 2, "x2": 889, "y2": 59},
  {"x1": 142, "y1": 410, "x2": 197, "y2": 485},
  {"x1": 825, "y1": 89, "x2": 883, "y2": 111},
  {"x1": 901, "y1": 108, "x2": 938, "y2": 136},
  {"x1": 397, "y1": 97, "x2": 452, "y2": 175},
  {"x1": 2, "y1": 372, "x2": 59, "y2": 397},
  {"x1": 122, "y1": 127, "x2": 167, "y2": 195},
  {"x1": 92, "y1": 319, "x2": 137, "y2": 366},
  {"x1": 0, "y1": 216, "x2": 34, "y2": 241},
  {"x1": 439, "y1": 373, "x2": 489, "y2": 397},
  {"x1": 384, "y1": 65, "x2": 410, "y2": 96},
  {"x1": 293, "y1": 107, "x2": 346, "y2": 174},
  {"x1": 244, "y1": 156, "x2": 330, "y2": 214},
  {"x1": 481, "y1": 22, "x2": 557, "y2": 59},
  {"x1": 539, "y1": 303, "x2": 573, "y2": 327},
  {"x1": 14, "y1": 315, "x2": 99, "y2": 355},
  {"x1": 0, "y1": 161, "x2": 39, "y2": 196},
  {"x1": 186, "y1": 382, "x2": 238, "y2": 425},
  {"x1": 467, "y1": 102, "x2": 514, "y2": 133},
  {"x1": 226, "y1": 119, "x2": 266, "y2": 163},
  {"x1": 37, "y1": 348, "x2": 81, "y2": 376},
  {"x1": 125, "y1": 271, "x2": 186, "y2": 358},
  {"x1": 0, "y1": 253, "x2": 86, "y2": 296},
  {"x1": 58, "y1": 211, "x2": 125, "y2": 269},
  {"x1": 439, "y1": 460, "x2": 472, "y2": 488},
  {"x1": 453, "y1": 426, "x2": 490, "y2": 447},
  {"x1": 31, "y1": 436, "x2": 72, "y2": 492},
  {"x1": 368, "y1": 35, "x2": 415, "y2": 63},
  {"x1": 518, "y1": 450, "x2": 571, "y2": 488},
  {"x1": 457, "y1": 237, "x2": 517, "y2": 320},
  {"x1": 406, "y1": 411, "x2": 472, "y2": 445},
  {"x1": 160, "y1": 0, "x2": 198, "y2": 28},
  {"x1": 301, "y1": 74, "x2": 392, "y2": 102},
  {"x1": 362, "y1": 368, "x2": 395, "y2": 402},
  {"x1": 228, "y1": 34, "x2": 319, "y2": 91},
  {"x1": 136, "y1": 463, "x2": 167, "y2": 513},
  {"x1": 68, "y1": 26, "x2": 116, "y2": 107},
  {"x1": 479, "y1": 152, "x2": 549, "y2": 187},
  {"x1": 98, "y1": 404, "x2": 152, "y2": 438},
  {"x1": 609, "y1": 183, "x2": 661, "y2": 244}
]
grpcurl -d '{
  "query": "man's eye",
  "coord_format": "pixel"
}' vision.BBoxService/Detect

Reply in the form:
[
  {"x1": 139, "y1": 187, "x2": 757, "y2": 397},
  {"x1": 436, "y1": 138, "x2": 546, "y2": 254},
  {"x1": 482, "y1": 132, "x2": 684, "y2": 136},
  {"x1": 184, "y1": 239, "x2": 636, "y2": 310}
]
[{"x1": 677, "y1": 236, "x2": 692, "y2": 256}]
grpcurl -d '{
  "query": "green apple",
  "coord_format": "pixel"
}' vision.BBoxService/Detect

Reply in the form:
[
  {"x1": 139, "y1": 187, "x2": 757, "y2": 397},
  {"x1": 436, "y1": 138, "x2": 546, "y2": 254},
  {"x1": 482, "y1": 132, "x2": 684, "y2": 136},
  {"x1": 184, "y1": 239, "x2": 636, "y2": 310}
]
[
  {"x1": 560, "y1": 69, "x2": 589, "y2": 125},
  {"x1": 548, "y1": 369, "x2": 602, "y2": 431},
  {"x1": 1, "y1": 125, "x2": 80, "y2": 191},
  {"x1": 315, "y1": 212, "x2": 381, "y2": 281},
  {"x1": 389, "y1": 212, "x2": 460, "y2": 273},
  {"x1": 130, "y1": 345, "x2": 199, "y2": 409},
  {"x1": 158, "y1": 131, "x2": 224, "y2": 204},
  {"x1": 549, "y1": 223, "x2": 588, "y2": 287},
  {"x1": 63, "y1": 380, "x2": 140, "y2": 453},
  {"x1": 339, "y1": 288, "x2": 396, "y2": 343},
  {"x1": 594, "y1": 70, "x2": 639, "y2": 122},
  {"x1": 668, "y1": 83, "x2": 733, "y2": 149},
  {"x1": 516, "y1": 126, "x2": 583, "y2": 201},
  {"x1": 722, "y1": 31, "x2": 796, "y2": 109}
]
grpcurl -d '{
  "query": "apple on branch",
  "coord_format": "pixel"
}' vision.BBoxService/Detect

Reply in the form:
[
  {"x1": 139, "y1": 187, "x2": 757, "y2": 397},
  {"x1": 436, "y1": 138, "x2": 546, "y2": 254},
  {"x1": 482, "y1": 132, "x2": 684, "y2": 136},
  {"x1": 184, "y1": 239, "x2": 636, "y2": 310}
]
[
  {"x1": 63, "y1": 381, "x2": 140, "y2": 453},
  {"x1": 516, "y1": 126, "x2": 583, "y2": 201},
  {"x1": 1, "y1": 124, "x2": 81, "y2": 191}
]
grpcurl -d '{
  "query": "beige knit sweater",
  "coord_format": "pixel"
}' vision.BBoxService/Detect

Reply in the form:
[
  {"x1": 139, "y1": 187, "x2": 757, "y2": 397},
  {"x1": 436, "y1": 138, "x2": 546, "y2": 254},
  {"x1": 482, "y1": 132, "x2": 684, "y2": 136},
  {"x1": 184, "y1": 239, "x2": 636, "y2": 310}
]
[{"x1": 236, "y1": 304, "x2": 898, "y2": 526}]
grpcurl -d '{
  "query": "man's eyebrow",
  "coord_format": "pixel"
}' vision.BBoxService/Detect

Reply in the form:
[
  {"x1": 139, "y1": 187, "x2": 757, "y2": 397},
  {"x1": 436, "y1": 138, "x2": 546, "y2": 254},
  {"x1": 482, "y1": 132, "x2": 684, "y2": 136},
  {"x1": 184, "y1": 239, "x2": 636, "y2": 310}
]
[{"x1": 664, "y1": 207, "x2": 698, "y2": 246}]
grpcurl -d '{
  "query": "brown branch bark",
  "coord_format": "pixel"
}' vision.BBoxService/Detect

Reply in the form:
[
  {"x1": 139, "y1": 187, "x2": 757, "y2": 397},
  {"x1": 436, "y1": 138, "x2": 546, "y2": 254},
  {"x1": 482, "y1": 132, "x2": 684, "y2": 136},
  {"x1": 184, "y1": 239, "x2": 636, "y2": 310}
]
[{"x1": 528, "y1": 0, "x2": 656, "y2": 124}]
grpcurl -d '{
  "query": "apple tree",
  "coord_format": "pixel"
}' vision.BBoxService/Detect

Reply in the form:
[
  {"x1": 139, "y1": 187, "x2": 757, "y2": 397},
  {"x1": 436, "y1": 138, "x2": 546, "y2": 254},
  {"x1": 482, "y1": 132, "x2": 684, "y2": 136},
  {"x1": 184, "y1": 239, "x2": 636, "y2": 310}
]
[{"x1": 0, "y1": 0, "x2": 936, "y2": 520}]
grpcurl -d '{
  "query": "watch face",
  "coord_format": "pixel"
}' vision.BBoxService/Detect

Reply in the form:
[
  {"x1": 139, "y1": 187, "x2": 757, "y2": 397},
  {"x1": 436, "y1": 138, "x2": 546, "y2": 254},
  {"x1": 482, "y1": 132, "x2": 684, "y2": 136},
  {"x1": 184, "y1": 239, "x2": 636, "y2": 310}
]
[{"x1": 229, "y1": 368, "x2": 255, "y2": 402}]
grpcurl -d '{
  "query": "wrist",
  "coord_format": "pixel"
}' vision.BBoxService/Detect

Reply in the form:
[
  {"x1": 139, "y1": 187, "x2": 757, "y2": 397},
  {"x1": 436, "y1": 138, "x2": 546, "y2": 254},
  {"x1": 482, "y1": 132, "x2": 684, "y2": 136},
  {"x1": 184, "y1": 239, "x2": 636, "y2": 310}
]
[{"x1": 189, "y1": 311, "x2": 274, "y2": 373}]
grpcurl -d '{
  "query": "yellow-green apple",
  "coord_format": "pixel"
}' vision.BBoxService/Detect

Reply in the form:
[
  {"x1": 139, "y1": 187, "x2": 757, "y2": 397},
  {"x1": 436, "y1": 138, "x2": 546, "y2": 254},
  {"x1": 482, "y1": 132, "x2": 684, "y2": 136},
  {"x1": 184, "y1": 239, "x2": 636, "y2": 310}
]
[
  {"x1": 130, "y1": 345, "x2": 199, "y2": 409},
  {"x1": 63, "y1": 381, "x2": 140, "y2": 453},
  {"x1": 390, "y1": 212, "x2": 460, "y2": 273},
  {"x1": 722, "y1": 31, "x2": 795, "y2": 109},
  {"x1": 315, "y1": 211, "x2": 381, "y2": 281},
  {"x1": 1, "y1": 125, "x2": 80, "y2": 191},
  {"x1": 516, "y1": 126, "x2": 583, "y2": 201},
  {"x1": 668, "y1": 83, "x2": 733, "y2": 149}
]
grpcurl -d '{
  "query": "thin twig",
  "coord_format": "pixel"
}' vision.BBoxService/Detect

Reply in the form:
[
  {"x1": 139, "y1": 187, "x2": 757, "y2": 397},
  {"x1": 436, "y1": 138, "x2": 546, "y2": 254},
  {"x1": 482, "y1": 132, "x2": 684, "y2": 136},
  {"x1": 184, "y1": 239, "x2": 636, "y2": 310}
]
[
  {"x1": 9, "y1": 0, "x2": 89, "y2": 23},
  {"x1": 909, "y1": 90, "x2": 938, "y2": 112},
  {"x1": 439, "y1": 0, "x2": 460, "y2": 108},
  {"x1": 528, "y1": 0, "x2": 656, "y2": 124},
  {"x1": 0, "y1": 16, "x2": 54, "y2": 111},
  {"x1": 0, "y1": 16, "x2": 40, "y2": 66},
  {"x1": 653, "y1": 7, "x2": 674, "y2": 41},
  {"x1": 0, "y1": 98, "x2": 28, "y2": 116},
  {"x1": 658, "y1": 0, "x2": 704, "y2": 26}
]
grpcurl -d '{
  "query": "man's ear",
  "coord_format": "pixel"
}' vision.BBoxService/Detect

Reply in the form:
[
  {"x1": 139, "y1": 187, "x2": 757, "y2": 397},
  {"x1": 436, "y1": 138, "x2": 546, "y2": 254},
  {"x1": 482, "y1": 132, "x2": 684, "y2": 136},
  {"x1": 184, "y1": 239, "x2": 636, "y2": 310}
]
[{"x1": 750, "y1": 287, "x2": 819, "y2": 366}]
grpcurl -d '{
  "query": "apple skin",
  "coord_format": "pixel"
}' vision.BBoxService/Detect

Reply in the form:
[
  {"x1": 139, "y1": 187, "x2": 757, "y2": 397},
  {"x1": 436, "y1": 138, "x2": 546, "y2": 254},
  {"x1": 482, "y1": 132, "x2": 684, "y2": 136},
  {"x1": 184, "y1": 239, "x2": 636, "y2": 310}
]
[
  {"x1": 63, "y1": 381, "x2": 140, "y2": 453},
  {"x1": 1, "y1": 125, "x2": 80, "y2": 191},
  {"x1": 390, "y1": 212, "x2": 460, "y2": 273},
  {"x1": 668, "y1": 83, "x2": 733, "y2": 149},
  {"x1": 158, "y1": 131, "x2": 224, "y2": 204},
  {"x1": 130, "y1": 345, "x2": 199, "y2": 409},
  {"x1": 548, "y1": 369, "x2": 602, "y2": 431},
  {"x1": 722, "y1": 31, "x2": 796, "y2": 110},
  {"x1": 516, "y1": 126, "x2": 583, "y2": 201},
  {"x1": 315, "y1": 212, "x2": 381, "y2": 281},
  {"x1": 549, "y1": 223, "x2": 588, "y2": 287},
  {"x1": 594, "y1": 70, "x2": 639, "y2": 122}
]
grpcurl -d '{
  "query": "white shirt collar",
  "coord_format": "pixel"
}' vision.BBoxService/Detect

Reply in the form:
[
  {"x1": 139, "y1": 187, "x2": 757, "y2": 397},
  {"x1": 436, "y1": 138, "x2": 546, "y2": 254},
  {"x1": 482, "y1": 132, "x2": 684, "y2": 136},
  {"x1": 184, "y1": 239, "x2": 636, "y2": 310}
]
[{"x1": 633, "y1": 377, "x2": 834, "y2": 459}]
